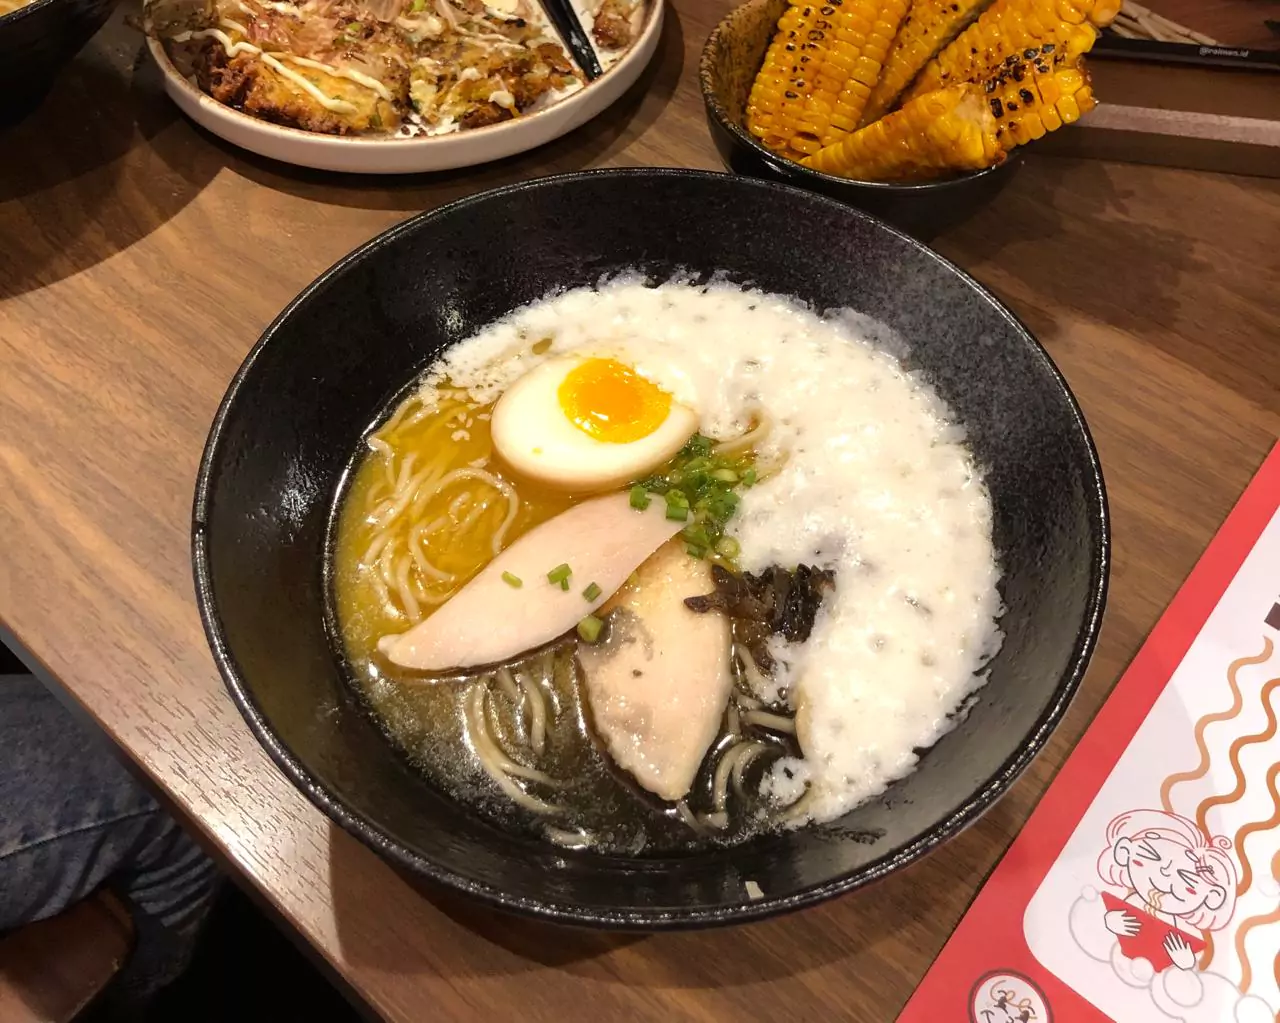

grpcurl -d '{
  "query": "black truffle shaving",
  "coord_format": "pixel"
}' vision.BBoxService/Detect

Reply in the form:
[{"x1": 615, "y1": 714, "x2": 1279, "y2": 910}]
[{"x1": 684, "y1": 564, "x2": 836, "y2": 646}]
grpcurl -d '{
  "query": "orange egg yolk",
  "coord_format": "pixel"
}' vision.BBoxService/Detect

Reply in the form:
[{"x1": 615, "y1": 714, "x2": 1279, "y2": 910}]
[{"x1": 557, "y1": 358, "x2": 672, "y2": 443}]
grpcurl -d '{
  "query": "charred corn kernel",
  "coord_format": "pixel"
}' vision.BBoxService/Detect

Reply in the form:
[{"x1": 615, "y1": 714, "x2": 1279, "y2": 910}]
[
  {"x1": 860, "y1": 0, "x2": 998, "y2": 128},
  {"x1": 746, "y1": 0, "x2": 911, "y2": 156},
  {"x1": 905, "y1": 0, "x2": 1115, "y2": 100},
  {"x1": 801, "y1": 83, "x2": 1004, "y2": 181},
  {"x1": 746, "y1": 1, "x2": 827, "y2": 157},
  {"x1": 985, "y1": 58, "x2": 1096, "y2": 148}
]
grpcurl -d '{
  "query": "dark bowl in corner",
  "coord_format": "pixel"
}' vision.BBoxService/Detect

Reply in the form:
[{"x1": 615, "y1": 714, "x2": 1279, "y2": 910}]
[
  {"x1": 0, "y1": 0, "x2": 121, "y2": 128},
  {"x1": 194, "y1": 169, "x2": 1108, "y2": 929},
  {"x1": 700, "y1": 0, "x2": 1021, "y2": 240}
]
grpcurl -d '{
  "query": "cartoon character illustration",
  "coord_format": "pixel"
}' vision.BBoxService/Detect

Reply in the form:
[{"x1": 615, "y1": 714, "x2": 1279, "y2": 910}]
[
  {"x1": 1096, "y1": 809, "x2": 1238, "y2": 973},
  {"x1": 968, "y1": 972, "x2": 1052, "y2": 1023}
]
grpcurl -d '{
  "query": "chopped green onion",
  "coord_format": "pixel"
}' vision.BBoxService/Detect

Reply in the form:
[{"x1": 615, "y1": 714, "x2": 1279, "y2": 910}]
[
  {"x1": 706, "y1": 490, "x2": 739, "y2": 519},
  {"x1": 345, "y1": 19, "x2": 362, "y2": 33},
  {"x1": 410, "y1": 0, "x2": 425, "y2": 9},
  {"x1": 582, "y1": 582, "x2": 602, "y2": 602},
  {"x1": 682, "y1": 434, "x2": 713, "y2": 458},
  {"x1": 577, "y1": 615, "x2": 604, "y2": 644},
  {"x1": 546, "y1": 563, "x2": 572, "y2": 585},
  {"x1": 682, "y1": 522, "x2": 711, "y2": 548},
  {"x1": 633, "y1": 431, "x2": 756, "y2": 561},
  {"x1": 715, "y1": 536, "x2": 740, "y2": 558},
  {"x1": 560, "y1": 577, "x2": 571, "y2": 591},
  {"x1": 501, "y1": 571, "x2": 523, "y2": 588}
]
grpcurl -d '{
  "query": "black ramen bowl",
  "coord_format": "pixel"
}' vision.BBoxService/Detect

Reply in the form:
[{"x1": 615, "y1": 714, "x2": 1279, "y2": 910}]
[
  {"x1": 0, "y1": 0, "x2": 121, "y2": 127},
  {"x1": 194, "y1": 168, "x2": 1108, "y2": 928},
  {"x1": 700, "y1": 0, "x2": 1021, "y2": 241}
]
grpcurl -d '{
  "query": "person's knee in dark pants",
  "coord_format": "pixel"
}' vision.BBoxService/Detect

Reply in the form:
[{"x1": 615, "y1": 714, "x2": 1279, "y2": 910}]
[{"x1": 1, "y1": 674, "x2": 222, "y2": 1011}]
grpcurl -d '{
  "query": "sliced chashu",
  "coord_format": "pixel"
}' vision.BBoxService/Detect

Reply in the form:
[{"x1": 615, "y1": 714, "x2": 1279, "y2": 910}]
[
  {"x1": 377, "y1": 493, "x2": 682, "y2": 673},
  {"x1": 577, "y1": 540, "x2": 733, "y2": 802}
]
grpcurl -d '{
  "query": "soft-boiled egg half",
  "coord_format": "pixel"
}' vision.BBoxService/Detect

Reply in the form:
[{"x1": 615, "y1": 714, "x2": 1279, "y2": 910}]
[{"x1": 490, "y1": 355, "x2": 699, "y2": 490}]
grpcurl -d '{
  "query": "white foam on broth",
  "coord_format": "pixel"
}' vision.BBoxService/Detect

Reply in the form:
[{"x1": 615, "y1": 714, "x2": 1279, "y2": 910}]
[{"x1": 418, "y1": 279, "x2": 1004, "y2": 823}]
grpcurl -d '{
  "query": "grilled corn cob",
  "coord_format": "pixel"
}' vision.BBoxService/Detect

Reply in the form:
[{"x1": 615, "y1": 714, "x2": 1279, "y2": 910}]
[
  {"x1": 746, "y1": 1, "x2": 827, "y2": 158},
  {"x1": 801, "y1": 83, "x2": 1003, "y2": 181},
  {"x1": 859, "y1": 0, "x2": 997, "y2": 128},
  {"x1": 986, "y1": 57, "x2": 1096, "y2": 147},
  {"x1": 746, "y1": 0, "x2": 912, "y2": 157},
  {"x1": 904, "y1": 0, "x2": 1117, "y2": 100}
]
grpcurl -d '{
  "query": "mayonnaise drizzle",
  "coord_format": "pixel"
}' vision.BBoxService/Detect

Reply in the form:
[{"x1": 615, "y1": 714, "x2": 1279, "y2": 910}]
[
  {"x1": 171, "y1": 22, "x2": 387, "y2": 113},
  {"x1": 171, "y1": 26, "x2": 259, "y2": 58},
  {"x1": 259, "y1": 54, "x2": 360, "y2": 112},
  {"x1": 275, "y1": 54, "x2": 393, "y2": 99},
  {"x1": 236, "y1": 0, "x2": 302, "y2": 15}
]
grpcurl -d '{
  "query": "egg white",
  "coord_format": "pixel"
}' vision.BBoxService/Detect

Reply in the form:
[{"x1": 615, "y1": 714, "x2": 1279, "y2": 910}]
[{"x1": 490, "y1": 355, "x2": 699, "y2": 490}]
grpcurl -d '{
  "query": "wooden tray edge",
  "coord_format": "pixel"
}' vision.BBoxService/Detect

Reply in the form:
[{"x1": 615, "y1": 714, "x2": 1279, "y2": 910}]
[{"x1": 1039, "y1": 103, "x2": 1280, "y2": 178}]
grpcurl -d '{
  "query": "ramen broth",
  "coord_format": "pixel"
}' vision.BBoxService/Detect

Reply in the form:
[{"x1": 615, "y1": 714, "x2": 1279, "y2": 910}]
[
  {"x1": 333, "y1": 386, "x2": 791, "y2": 853},
  {"x1": 331, "y1": 279, "x2": 1002, "y2": 853}
]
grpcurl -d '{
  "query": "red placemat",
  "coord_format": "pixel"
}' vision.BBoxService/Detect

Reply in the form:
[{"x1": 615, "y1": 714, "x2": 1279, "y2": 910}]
[{"x1": 899, "y1": 442, "x2": 1280, "y2": 1023}]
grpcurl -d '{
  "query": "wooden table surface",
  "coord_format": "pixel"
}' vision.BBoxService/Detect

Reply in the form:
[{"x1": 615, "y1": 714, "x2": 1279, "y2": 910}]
[
  {"x1": 2, "y1": 7, "x2": 1278, "y2": 1021},
  {"x1": 1143, "y1": 0, "x2": 1280, "y2": 49}
]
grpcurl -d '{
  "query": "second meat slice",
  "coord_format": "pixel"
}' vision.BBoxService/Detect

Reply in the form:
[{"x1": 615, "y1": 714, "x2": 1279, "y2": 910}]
[{"x1": 578, "y1": 539, "x2": 734, "y2": 802}]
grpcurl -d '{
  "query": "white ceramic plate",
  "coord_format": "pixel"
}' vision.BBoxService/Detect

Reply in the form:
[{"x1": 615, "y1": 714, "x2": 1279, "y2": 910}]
[{"x1": 146, "y1": 2, "x2": 663, "y2": 173}]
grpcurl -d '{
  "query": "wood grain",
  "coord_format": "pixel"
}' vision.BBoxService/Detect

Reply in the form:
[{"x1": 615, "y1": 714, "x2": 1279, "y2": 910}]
[
  {"x1": 1, "y1": 9, "x2": 1278, "y2": 1022},
  {"x1": 1088, "y1": 60, "x2": 1280, "y2": 121},
  {"x1": 1040, "y1": 104, "x2": 1280, "y2": 179},
  {"x1": 1043, "y1": 55, "x2": 1280, "y2": 178},
  {"x1": 1125, "y1": 0, "x2": 1280, "y2": 48}
]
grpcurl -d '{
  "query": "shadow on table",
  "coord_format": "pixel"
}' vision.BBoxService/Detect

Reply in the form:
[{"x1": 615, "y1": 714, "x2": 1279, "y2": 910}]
[
  {"x1": 197, "y1": 4, "x2": 689, "y2": 214},
  {"x1": 322, "y1": 787, "x2": 1024, "y2": 995},
  {"x1": 0, "y1": 21, "x2": 218, "y2": 299},
  {"x1": 937, "y1": 155, "x2": 1215, "y2": 339}
]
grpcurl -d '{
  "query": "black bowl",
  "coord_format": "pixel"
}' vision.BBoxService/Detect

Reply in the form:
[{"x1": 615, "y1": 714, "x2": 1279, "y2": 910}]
[
  {"x1": 194, "y1": 168, "x2": 1107, "y2": 928},
  {"x1": 699, "y1": 0, "x2": 1021, "y2": 240},
  {"x1": 0, "y1": 0, "x2": 121, "y2": 127}
]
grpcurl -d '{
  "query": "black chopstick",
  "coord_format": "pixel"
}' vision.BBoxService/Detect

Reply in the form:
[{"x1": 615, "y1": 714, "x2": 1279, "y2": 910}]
[
  {"x1": 1093, "y1": 33, "x2": 1280, "y2": 72},
  {"x1": 539, "y1": 0, "x2": 604, "y2": 81}
]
